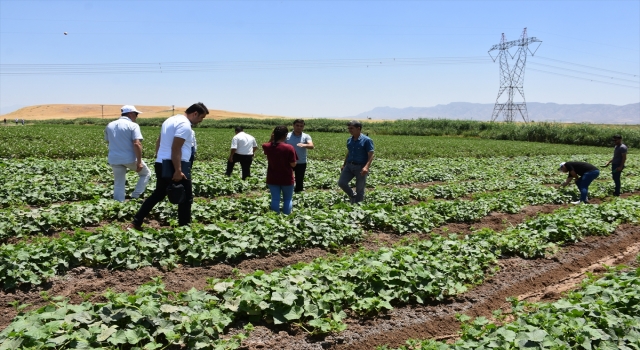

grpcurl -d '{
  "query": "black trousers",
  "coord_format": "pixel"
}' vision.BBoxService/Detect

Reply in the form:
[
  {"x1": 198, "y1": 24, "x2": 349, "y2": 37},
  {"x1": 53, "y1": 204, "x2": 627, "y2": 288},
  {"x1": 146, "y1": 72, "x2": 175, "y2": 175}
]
[
  {"x1": 294, "y1": 162, "x2": 307, "y2": 192},
  {"x1": 226, "y1": 154, "x2": 253, "y2": 180},
  {"x1": 133, "y1": 162, "x2": 193, "y2": 227},
  {"x1": 612, "y1": 164, "x2": 622, "y2": 196}
]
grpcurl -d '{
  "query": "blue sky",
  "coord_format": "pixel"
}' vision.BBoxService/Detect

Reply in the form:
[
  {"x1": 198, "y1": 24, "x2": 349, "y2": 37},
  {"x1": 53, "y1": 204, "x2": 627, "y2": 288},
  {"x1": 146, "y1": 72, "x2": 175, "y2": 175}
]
[{"x1": 1, "y1": 0, "x2": 638, "y2": 117}]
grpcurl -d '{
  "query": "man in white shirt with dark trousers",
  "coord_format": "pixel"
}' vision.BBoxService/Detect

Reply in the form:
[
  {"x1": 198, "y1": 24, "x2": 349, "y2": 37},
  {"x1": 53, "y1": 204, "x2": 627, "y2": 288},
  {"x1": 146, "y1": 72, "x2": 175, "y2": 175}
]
[
  {"x1": 131, "y1": 102, "x2": 209, "y2": 230},
  {"x1": 226, "y1": 126, "x2": 258, "y2": 180}
]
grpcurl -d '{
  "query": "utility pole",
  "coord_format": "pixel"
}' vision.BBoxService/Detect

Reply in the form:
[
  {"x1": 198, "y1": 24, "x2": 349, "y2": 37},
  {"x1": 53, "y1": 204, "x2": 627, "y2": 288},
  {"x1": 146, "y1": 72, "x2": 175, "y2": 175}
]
[{"x1": 488, "y1": 28, "x2": 541, "y2": 122}]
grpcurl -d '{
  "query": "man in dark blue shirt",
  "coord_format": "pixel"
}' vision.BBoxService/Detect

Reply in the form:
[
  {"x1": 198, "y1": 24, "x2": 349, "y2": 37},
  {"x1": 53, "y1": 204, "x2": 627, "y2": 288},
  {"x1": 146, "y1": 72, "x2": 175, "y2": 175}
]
[{"x1": 338, "y1": 120, "x2": 374, "y2": 203}]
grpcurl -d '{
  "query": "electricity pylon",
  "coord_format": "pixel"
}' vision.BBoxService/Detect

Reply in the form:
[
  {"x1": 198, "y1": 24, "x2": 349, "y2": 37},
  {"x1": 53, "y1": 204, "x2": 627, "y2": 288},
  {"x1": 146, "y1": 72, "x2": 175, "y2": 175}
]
[{"x1": 488, "y1": 28, "x2": 541, "y2": 122}]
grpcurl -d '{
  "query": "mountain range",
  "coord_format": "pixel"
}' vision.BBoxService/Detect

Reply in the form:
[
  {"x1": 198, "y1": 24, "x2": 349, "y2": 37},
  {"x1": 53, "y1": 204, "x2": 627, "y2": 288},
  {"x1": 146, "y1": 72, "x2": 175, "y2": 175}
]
[{"x1": 352, "y1": 102, "x2": 639, "y2": 124}]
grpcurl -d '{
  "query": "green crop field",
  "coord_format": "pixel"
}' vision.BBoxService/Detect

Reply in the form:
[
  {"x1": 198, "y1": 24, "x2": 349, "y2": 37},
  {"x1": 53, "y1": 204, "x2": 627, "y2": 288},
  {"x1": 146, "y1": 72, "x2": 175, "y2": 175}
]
[{"x1": 0, "y1": 123, "x2": 638, "y2": 349}]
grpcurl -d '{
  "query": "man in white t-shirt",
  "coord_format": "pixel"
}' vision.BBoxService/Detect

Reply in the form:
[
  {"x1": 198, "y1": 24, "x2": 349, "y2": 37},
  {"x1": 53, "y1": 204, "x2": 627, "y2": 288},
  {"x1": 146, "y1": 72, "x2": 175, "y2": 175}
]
[
  {"x1": 131, "y1": 102, "x2": 209, "y2": 229},
  {"x1": 225, "y1": 126, "x2": 258, "y2": 180},
  {"x1": 104, "y1": 105, "x2": 151, "y2": 202},
  {"x1": 285, "y1": 119, "x2": 314, "y2": 192}
]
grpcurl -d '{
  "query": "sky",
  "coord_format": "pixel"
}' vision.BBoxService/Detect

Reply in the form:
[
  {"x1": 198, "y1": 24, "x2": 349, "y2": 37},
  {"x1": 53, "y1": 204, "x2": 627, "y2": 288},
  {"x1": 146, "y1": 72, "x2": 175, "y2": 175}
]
[{"x1": 0, "y1": 0, "x2": 639, "y2": 117}]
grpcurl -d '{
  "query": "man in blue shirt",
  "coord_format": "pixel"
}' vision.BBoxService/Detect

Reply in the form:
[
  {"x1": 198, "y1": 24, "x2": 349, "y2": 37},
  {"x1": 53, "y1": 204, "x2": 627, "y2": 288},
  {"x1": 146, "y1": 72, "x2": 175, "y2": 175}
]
[{"x1": 338, "y1": 120, "x2": 374, "y2": 203}]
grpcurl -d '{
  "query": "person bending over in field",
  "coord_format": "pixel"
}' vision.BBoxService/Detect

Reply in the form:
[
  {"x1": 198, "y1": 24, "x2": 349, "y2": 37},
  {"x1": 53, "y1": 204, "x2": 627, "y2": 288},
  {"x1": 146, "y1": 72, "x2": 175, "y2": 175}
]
[
  {"x1": 285, "y1": 119, "x2": 314, "y2": 193},
  {"x1": 263, "y1": 125, "x2": 298, "y2": 214},
  {"x1": 559, "y1": 161, "x2": 600, "y2": 204},
  {"x1": 604, "y1": 134, "x2": 627, "y2": 197},
  {"x1": 130, "y1": 102, "x2": 209, "y2": 230},
  {"x1": 338, "y1": 120, "x2": 374, "y2": 204},
  {"x1": 104, "y1": 105, "x2": 151, "y2": 202}
]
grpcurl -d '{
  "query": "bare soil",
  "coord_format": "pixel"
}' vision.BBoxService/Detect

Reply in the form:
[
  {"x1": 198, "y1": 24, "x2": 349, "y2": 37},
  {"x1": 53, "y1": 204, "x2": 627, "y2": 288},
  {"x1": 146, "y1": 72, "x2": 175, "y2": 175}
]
[{"x1": 0, "y1": 104, "x2": 294, "y2": 121}]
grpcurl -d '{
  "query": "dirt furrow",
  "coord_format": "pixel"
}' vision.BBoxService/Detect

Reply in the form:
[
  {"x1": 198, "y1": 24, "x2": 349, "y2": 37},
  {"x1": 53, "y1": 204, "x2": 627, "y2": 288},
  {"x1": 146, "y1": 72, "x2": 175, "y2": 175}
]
[{"x1": 235, "y1": 224, "x2": 640, "y2": 350}]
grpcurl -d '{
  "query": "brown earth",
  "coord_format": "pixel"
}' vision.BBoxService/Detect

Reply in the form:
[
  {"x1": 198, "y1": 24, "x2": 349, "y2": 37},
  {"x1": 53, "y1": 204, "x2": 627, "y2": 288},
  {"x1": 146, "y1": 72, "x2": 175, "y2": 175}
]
[{"x1": 0, "y1": 104, "x2": 295, "y2": 121}]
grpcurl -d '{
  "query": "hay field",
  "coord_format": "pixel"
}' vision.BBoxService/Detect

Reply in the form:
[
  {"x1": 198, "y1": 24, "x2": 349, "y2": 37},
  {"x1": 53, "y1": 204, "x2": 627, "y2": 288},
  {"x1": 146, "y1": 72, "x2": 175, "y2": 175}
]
[{"x1": 0, "y1": 104, "x2": 294, "y2": 121}]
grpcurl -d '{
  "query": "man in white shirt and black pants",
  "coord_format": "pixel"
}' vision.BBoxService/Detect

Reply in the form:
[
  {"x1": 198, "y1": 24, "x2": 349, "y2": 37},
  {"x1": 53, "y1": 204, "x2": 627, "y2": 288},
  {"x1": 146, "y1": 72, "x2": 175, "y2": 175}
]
[
  {"x1": 104, "y1": 105, "x2": 151, "y2": 202},
  {"x1": 131, "y1": 102, "x2": 209, "y2": 230},
  {"x1": 226, "y1": 126, "x2": 257, "y2": 180}
]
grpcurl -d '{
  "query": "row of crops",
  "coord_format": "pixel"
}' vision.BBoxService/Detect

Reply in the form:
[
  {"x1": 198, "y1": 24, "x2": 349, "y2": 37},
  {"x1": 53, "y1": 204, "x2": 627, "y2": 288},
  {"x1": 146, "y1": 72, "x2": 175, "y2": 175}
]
[
  {"x1": 1, "y1": 154, "x2": 637, "y2": 208},
  {"x1": 2, "y1": 197, "x2": 639, "y2": 348}
]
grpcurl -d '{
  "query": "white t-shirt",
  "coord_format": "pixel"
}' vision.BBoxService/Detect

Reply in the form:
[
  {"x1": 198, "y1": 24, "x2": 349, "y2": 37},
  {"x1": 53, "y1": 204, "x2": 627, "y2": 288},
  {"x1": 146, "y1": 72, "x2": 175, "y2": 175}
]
[
  {"x1": 230, "y1": 132, "x2": 257, "y2": 155},
  {"x1": 104, "y1": 116, "x2": 143, "y2": 165},
  {"x1": 156, "y1": 114, "x2": 193, "y2": 162}
]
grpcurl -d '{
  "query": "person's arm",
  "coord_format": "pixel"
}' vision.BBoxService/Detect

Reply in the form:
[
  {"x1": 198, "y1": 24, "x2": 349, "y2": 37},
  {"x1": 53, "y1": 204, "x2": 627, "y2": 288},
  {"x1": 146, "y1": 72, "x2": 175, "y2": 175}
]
[
  {"x1": 617, "y1": 153, "x2": 627, "y2": 171},
  {"x1": 171, "y1": 137, "x2": 186, "y2": 182},
  {"x1": 228, "y1": 148, "x2": 236, "y2": 162},
  {"x1": 155, "y1": 136, "x2": 161, "y2": 158},
  {"x1": 561, "y1": 170, "x2": 577, "y2": 187},
  {"x1": 361, "y1": 151, "x2": 374, "y2": 176},
  {"x1": 133, "y1": 139, "x2": 143, "y2": 172},
  {"x1": 252, "y1": 147, "x2": 258, "y2": 156},
  {"x1": 290, "y1": 147, "x2": 298, "y2": 168}
]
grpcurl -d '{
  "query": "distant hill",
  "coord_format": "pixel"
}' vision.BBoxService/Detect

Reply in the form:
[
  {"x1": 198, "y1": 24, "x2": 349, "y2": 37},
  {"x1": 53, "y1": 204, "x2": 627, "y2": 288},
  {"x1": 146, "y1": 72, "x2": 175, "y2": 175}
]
[
  {"x1": 353, "y1": 102, "x2": 640, "y2": 124},
  {"x1": 0, "y1": 104, "x2": 293, "y2": 121}
]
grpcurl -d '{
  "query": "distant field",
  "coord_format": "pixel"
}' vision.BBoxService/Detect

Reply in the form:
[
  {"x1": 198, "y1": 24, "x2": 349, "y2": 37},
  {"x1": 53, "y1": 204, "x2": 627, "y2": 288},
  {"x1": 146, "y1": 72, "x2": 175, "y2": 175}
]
[
  {"x1": 0, "y1": 124, "x2": 622, "y2": 160},
  {"x1": 0, "y1": 104, "x2": 294, "y2": 121}
]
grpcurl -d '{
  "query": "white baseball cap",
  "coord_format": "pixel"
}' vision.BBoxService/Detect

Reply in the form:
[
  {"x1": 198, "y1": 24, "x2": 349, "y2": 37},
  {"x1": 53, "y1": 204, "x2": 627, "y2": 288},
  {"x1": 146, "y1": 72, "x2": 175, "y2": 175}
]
[
  {"x1": 558, "y1": 162, "x2": 566, "y2": 170},
  {"x1": 121, "y1": 105, "x2": 143, "y2": 114}
]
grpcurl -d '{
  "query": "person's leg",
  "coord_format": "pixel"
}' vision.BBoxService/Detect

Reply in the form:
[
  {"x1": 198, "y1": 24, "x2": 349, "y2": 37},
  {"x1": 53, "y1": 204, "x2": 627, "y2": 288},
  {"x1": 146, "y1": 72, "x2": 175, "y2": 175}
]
[
  {"x1": 240, "y1": 154, "x2": 252, "y2": 180},
  {"x1": 338, "y1": 166, "x2": 356, "y2": 199},
  {"x1": 612, "y1": 164, "x2": 621, "y2": 196},
  {"x1": 353, "y1": 164, "x2": 368, "y2": 203},
  {"x1": 267, "y1": 184, "x2": 281, "y2": 213},
  {"x1": 111, "y1": 164, "x2": 128, "y2": 202},
  {"x1": 133, "y1": 163, "x2": 167, "y2": 226},
  {"x1": 124, "y1": 161, "x2": 151, "y2": 199},
  {"x1": 294, "y1": 163, "x2": 307, "y2": 192},
  {"x1": 579, "y1": 170, "x2": 600, "y2": 203},
  {"x1": 225, "y1": 154, "x2": 237, "y2": 176},
  {"x1": 177, "y1": 161, "x2": 193, "y2": 226},
  {"x1": 281, "y1": 185, "x2": 295, "y2": 214}
]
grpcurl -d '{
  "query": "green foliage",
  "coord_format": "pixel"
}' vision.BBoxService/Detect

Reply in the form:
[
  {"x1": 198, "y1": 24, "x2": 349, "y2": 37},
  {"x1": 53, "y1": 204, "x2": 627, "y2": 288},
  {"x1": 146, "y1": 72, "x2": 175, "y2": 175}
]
[
  {"x1": 0, "y1": 124, "x2": 624, "y2": 160},
  {"x1": 29, "y1": 117, "x2": 640, "y2": 148},
  {"x1": 378, "y1": 266, "x2": 640, "y2": 350}
]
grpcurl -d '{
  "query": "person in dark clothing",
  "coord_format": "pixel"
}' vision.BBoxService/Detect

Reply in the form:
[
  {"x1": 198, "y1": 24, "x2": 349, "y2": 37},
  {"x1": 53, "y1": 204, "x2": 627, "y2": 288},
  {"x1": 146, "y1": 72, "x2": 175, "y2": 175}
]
[
  {"x1": 604, "y1": 135, "x2": 628, "y2": 197},
  {"x1": 559, "y1": 161, "x2": 600, "y2": 204}
]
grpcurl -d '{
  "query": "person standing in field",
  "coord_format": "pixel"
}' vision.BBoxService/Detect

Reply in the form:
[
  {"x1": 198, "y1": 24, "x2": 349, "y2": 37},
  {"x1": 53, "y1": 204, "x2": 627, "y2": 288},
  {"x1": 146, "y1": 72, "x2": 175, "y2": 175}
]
[
  {"x1": 226, "y1": 126, "x2": 257, "y2": 180},
  {"x1": 338, "y1": 120, "x2": 374, "y2": 204},
  {"x1": 263, "y1": 125, "x2": 298, "y2": 214},
  {"x1": 559, "y1": 161, "x2": 600, "y2": 204},
  {"x1": 604, "y1": 134, "x2": 628, "y2": 197},
  {"x1": 131, "y1": 102, "x2": 209, "y2": 229},
  {"x1": 285, "y1": 119, "x2": 314, "y2": 193},
  {"x1": 104, "y1": 105, "x2": 151, "y2": 202}
]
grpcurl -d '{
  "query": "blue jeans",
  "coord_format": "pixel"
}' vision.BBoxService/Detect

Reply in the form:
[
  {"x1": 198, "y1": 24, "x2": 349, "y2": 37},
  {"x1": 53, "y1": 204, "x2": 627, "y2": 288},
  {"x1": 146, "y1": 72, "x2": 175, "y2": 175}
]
[
  {"x1": 612, "y1": 164, "x2": 622, "y2": 196},
  {"x1": 575, "y1": 170, "x2": 600, "y2": 203},
  {"x1": 267, "y1": 184, "x2": 294, "y2": 214},
  {"x1": 338, "y1": 163, "x2": 368, "y2": 203}
]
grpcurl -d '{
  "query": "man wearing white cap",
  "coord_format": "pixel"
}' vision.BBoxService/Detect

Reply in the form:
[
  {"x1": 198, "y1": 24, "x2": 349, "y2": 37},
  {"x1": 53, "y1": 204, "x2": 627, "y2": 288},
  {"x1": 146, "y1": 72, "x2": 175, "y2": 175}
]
[{"x1": 104, "y1": 105, "x2": 151, "y2": 202}]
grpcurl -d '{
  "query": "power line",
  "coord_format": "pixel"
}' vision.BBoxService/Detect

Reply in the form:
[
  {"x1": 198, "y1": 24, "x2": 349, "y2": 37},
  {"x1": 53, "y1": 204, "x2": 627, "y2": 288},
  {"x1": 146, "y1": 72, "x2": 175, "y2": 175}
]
[
  {"x1": 529, "y1": 62, "x2": 639, "y2": 84},
  {"x1": 528, "y1": 67, "x2": 640, "y2": 89},
  {"x1": 534, "y1": 56, "x2": 638, "y2": 77}
]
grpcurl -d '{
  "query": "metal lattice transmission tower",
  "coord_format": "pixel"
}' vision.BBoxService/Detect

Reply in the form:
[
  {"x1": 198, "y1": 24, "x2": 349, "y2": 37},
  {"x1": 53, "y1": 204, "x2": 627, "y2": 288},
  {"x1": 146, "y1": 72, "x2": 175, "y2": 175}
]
[{"x1": 488, "y1": 28, "x2": 541, "y2": 122}]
